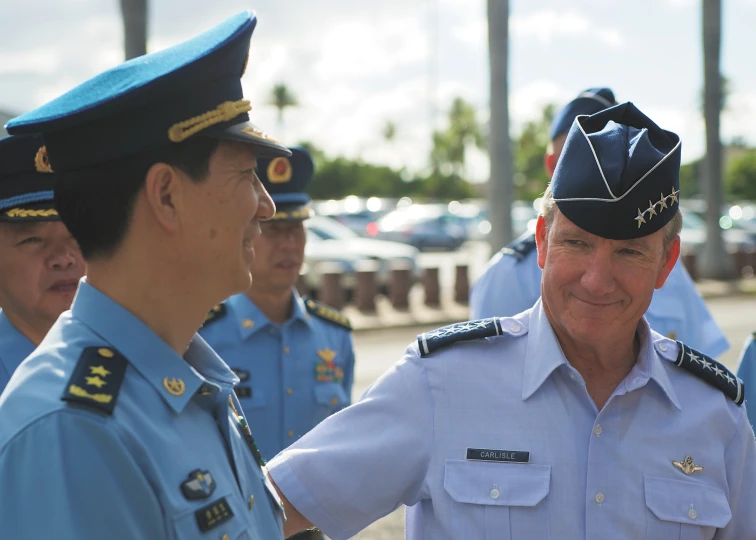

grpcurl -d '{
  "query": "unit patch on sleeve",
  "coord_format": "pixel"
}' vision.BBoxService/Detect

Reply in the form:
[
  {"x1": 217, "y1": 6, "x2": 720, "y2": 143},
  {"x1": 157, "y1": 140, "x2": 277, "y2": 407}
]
[
  {"x1": 304, "y1": 297, "x2": 352, "y2": 330},
  {"x1": 61, "y1": 346, "x2": 128, "y2": 415}
]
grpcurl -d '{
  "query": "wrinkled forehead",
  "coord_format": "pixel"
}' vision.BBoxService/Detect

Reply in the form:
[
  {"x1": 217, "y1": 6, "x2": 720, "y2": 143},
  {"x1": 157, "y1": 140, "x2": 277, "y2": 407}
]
[{"x1": 548, "y1": 206, "x2": 661, "y2": 248}]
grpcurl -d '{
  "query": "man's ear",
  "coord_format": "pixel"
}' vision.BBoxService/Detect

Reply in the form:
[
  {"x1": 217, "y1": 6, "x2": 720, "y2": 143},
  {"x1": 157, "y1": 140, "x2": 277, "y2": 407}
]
[
  {"x1": 536, "y1": 215, "x2": 548, "y2": 270},
  {"x1": 655, "y1": 235, "x2": 681, "y2": 289},
  {"x1": 142, "y1": 162, "x2": 183, "y2": 234}
]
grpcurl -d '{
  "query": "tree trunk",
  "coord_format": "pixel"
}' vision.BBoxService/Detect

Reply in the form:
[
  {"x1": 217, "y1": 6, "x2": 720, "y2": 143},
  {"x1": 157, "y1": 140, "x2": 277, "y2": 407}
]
[
  {"x1": 487, "y1": 0, "x2": 514, "y2": 252},
  {"x1": 121, "y1": 0, "x2": 148, "y2": 60},
  {"x1": 699, "y1": 0, "x2": 734, "y2": 279}
]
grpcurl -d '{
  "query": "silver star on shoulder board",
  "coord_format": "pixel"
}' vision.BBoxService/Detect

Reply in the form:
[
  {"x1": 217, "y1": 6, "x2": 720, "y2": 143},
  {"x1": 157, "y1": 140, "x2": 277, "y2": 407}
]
[
  {"x1": 713, "y1": 365, "x2": 724, "y2": 378},
  {"x1": 686, "y1": 350, "x2": 701, "y2": 365},
  {"x1": 701, "y1": 358, "x2": 713, "y2": 371},
  {"x1": 725, "y1": 372, "x2": 735, "y2": 385}
]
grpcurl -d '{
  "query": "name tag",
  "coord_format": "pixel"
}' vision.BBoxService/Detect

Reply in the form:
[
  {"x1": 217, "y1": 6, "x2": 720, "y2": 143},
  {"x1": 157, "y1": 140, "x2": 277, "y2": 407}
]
[{"x1": 466, "y1": 448, "x2": 530, "y2": 463}]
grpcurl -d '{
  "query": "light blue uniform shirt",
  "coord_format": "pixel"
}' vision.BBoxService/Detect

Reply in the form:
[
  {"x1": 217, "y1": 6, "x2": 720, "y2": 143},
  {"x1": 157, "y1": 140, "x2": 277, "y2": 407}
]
[
  {"x1": 0, "y1": 310, "x2": 35, "y2": 394},
  {"x1": 470, "y1": 234, "x2": 730, "y2": 357},
  {"x1": 736, "y1": 333, "x2": 756, "y2": 426},
  {"x1": 0, "y1": 280, "x2": 284, "y2": 539},
  {"x1": 200, "y1": 291, "x2": 354, "y2": 461},
  {"x1": 269, "y1": 300, "x2": 756, "y2": 540}
]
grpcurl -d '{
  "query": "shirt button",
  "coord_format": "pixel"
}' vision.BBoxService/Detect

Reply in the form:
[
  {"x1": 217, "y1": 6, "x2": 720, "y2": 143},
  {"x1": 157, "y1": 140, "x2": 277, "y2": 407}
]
[
  {"x1": 284, "y1": 346, "x2": 290, "y2": 354},
  {"x1": 222, "y1": 535, "x2": 230, "y2": 540},
  {"x1": 510, "y1": 324, "x2": 521, "y2": 333},
  {"x1": 288, "y1": 430, "x2": 294, "y2": 438},
  {"x1": 489, "y1": 488, "x2": 500, "y2": 499},
  {"x1": 659, "y1": 343, "x2": 668, "y2": 352},
  {"x1": 688, "y1": 506, "x2": 697, "y2": 520},
  {"x1": 286, "y1": 388, "x2": 293, "y2": 396},
  {"x1": 569, "y1": 372, "x2": 577, "y2": 381},
  {"x1": 593, "y1": 424, "x2": 603, "y2": 436},
  {"x1": 242, "y1": 319, "x2": 254, "y2": 329},
  {"x1": 595, "y1": 492, "x2": 604, "y2": 504},
  {"x1": 248, "y1": 495, "x2": 255, "y2": 509},
  {"x1": 330, "y1": 397, "x2": 338, "y2": 406}
]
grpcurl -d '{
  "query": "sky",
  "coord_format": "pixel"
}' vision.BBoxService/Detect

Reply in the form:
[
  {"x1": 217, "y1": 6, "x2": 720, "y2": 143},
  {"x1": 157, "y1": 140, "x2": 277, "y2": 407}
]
[{"x1": 2, "y1": 0, "x2": 756, "y2": 182}]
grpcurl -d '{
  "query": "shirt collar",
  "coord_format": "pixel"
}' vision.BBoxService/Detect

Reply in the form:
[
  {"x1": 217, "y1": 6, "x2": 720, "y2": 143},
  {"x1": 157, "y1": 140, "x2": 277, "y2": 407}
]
[
  {"x1": 0, "y1": 310, "x2": 35, "y2": 377},
  {"x1": 71, "y1": 279, "x2": 238, "y2": 413},
  {"x1": 228, "y1": 289, "x2": 310, "y2": 340},
  {"x1": 521, "y1": 299, "x2": 569, "y2": 400},
  {"x1": 521, "y1": 299, "x2": 681, "y2": 410}
]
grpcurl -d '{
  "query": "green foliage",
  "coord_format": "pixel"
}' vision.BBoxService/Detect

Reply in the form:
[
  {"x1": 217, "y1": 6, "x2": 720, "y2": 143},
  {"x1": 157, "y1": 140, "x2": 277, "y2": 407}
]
[
  {"x1": 679, "y1": 160, "x2": 701, "y2": 197},
  {"x1": 268, "y1": 83, "x2": 298, "y2": 124},
  {"x1": 431, "y1": 97, "x2": 485, "y2": 176},
  {"x1": 513, "y1": 104, "x2": 555, "y2": 200},
  {"x1": 725, "y1": 149, "x2": 756, "y2": 200}
]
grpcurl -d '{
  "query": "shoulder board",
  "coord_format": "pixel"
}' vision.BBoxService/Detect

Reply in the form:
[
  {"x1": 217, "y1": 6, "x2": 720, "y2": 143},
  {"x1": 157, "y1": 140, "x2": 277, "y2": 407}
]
[
  {"x1": 61, "y1": 346, "x2": 128, "y2": 415},
  {"x1": 418, "y1": 317, "x2": 518, "y2": 357},
  {"x1": 202, "y1": 303, "x2": 227, "y2": 327},
  {"x1": 304, "y1": 298, "x2": 351, "y2": 330},
  {"x1": 674, "y1": 341, "x2": 744, "y2": 405},
  {"x1": 499, "y1": 233, "x2": 537, "y2": 262}
]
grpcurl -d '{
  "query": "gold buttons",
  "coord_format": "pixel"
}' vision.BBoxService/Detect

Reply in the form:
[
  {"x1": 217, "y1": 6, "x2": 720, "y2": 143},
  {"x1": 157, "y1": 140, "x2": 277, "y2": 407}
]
[
  {"x1": 248, "y1": 495, "x2": 255, "y2": 509},
  {"x1": 163, "y1": 377, "x2": 186, "y2": 396},
  {"x1": 242, "y1": 319, "x2": 255, "y2": 329},
  {"x1": 286, "y1": 387, "x2": 293, "y2": 396},
  {"x1": 288, "y1": 430, "x2": 294, "y2": 438},
  {"x1": 330, "y1": 397, "x2": 338, "y2": 406},
  {"x1": 284, "y1": 346, "x2": 290, "y2": 354},
  {"x1": 97, "y1": 348, "x2": 114, "y2": 358},
  {"x1": 222, "y1": 535, "x2": 230, "y2": 540}
]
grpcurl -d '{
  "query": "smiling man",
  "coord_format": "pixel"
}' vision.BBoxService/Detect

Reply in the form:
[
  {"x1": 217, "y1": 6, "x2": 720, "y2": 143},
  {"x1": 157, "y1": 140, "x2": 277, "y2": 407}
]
[
  {"x1": 267, "y1": 103, "x2": 756, "y2": 539},
  {"x1": 0, "y1": 12, "x2": 291, "y2": 540},
  {"x1": 201, "y1": 147, "x2": 354, "y2": 540},
  {"x1": 0, "y1": 135, "x2": 85, "y2": 393}
]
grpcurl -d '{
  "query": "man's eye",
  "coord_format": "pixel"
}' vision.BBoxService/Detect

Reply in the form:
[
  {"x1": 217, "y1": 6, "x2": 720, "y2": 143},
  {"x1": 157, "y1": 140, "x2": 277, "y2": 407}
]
[
  {"x1": 565, "y1": 239, "x2": 583, "y2": 246},
  {"x1": 620, "y1": 248, "x2": 641, "y2": 256},
  {"x1": 17, "y1": 237, "x2": 42, "y2": 246}
]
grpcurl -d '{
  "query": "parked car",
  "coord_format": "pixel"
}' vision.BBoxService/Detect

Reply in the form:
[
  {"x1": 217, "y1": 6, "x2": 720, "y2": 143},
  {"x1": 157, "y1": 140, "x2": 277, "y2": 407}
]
[
  {"x1": 374, "y1": 204, "x2": 468, "y2": 251},
  {"x1": 679, "y1": 207, "x2": 756, "y2": 257},
  {"x1": 303, "y1": 215, "x2": 422, "y2": 297},
  {"x1": 312, "y1": 197, "x2": 398, "y2": 237}
]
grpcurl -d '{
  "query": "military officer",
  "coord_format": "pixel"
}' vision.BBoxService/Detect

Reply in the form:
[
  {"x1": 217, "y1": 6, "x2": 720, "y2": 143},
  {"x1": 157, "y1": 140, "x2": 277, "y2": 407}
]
[
  {"x1": 470, "y1": 88, "x2": 729, "y2": 358},
  {"x1": 200, "y1": 146, "x2": 355, "y2": 460},
  {"x1": 267, "y1": 103, "x2": 756, "y2": 539},
  {"x1": 736, "y1": 332, "x2": 756, "y2": 425},
  {"x1": 201, "y1": 147, "x2": 354, "y2": 540},
  {"x1": 0, "y1": 135, "x2": 85, "y2": 393},
  {"x1": 0, "y1": 12, "x2": 291, "y2": 539}
]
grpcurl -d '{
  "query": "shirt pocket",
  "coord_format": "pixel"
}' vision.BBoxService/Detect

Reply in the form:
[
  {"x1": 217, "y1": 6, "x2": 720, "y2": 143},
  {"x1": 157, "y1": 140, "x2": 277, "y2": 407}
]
[
  {"x1": 313, "y1": 384, "x2": 348, "y2": 422},
  {"x1": 443, "y1": 459, "x2": 551, "y2": 540},
  {"x1": 644, "y1": 475, "x2": 731, "y2": 540},
  {"x1": 172, "y1": 490, "x2": 251, "y2": 539}
]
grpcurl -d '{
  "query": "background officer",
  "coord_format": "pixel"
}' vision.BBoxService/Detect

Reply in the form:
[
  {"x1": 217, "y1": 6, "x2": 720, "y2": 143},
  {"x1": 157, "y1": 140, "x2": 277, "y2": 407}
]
[
  {"x1": 201, "y1": 146, "x2": 354, "y2": 540},
  {"x1": 0, "y1": 135, "x2": 85, "y2": 393},
  {"x1": 267, "y1": 103, "x2": 756, "y2": 539},
  {"x1": 470, "y1": 87, "x2": 729, "y2": 358},
  {"x1": 736, "y1": 332, "x2": 756, "y2": 425},
  {"x1": 0, "y1": 12, "x2": 290, "y2": 539}
]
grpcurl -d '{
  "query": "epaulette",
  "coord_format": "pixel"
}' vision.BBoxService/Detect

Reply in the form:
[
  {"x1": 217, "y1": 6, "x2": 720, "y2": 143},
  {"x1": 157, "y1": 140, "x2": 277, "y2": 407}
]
[
  {"x1": 674, "y1": 341, "x2": 744, "y2": 405},
  {"x1": 418, "y1": 318, "x2": 512, "y2": 357},
  {"x1": 203, "y1": 303, "x2": 227, "y2": 327},
  {"x1": 499, "y1": 233, "x2": 537, "y2": 262},
  {"x1": 304, "y1": 297, "x2": 351, "y2": 330},
  {"x1": 61, "y1": 346, "x2": 128, "y2": 415}
]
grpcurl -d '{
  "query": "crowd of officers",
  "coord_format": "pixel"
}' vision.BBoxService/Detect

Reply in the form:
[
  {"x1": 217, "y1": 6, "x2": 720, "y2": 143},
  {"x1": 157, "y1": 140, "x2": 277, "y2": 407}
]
[{"x1": 0, "y1": 10, "x2": 755, "y2": 540}]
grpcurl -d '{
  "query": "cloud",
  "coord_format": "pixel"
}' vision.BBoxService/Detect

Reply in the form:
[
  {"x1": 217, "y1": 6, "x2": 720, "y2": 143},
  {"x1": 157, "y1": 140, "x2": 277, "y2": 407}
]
[{"x1": 511, "y1": 9, "x2": 624, "y2": 48}]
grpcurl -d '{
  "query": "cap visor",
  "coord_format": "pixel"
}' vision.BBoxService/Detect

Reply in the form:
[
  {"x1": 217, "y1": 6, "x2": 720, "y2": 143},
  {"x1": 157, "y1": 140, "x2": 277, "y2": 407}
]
[
  {"x1": 0, "y1": 200, "x2": 59, "y2": 222},
  {"x1": 209, "y1": 121, "x2": 292, "y2": 157}
]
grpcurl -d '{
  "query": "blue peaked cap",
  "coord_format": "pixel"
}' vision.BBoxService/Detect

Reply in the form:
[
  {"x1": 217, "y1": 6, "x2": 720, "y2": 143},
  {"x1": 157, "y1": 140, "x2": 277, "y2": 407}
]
[
  {"x1": 550, "y1": 87, "x2": 616, "y2": 140},
  {"x1": 257, "y1": 147, "x2": 314, "y2": 221},
  {"x1": 5, "y1": 11, "x2": 290, "y2": 173},
  {"x1": 551, "y1": 102, "x2": 681, "y2": 240},
  {"x1": 0, "y1": 135, "x2": 59, "y2": 222}
]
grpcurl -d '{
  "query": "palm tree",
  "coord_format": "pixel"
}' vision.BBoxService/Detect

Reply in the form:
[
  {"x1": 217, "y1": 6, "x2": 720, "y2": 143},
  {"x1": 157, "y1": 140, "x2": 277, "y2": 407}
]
[
  {"x1": 120, "y1": 0, "x2": 148, "y2": 60},
  {"x1": 699, "y1": 0, "x2": 734, "y2": 279},
  {"x1": 382, "y1": 120, "x2": 398, "y2": 144},
  {"x1": 268, "y1": 83, "x2": 299, "y2": 131},
  {"x1": 487, "y1": 0, "x2": 514, "y2": 251}
]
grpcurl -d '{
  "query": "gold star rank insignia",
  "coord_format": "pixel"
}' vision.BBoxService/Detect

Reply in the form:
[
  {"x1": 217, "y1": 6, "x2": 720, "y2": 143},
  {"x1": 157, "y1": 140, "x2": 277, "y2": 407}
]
[
  {"x1": 85, "y1": 376, "x2": 107, "y2": 388},
  {"x1": 89, "y1": 365, "x2": 111, "y2": 377}
]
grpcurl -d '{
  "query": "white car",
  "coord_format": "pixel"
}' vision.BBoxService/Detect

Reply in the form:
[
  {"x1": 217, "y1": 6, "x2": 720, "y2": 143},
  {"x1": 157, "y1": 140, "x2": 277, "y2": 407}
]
[{"x1": 304, "y1": 215, "x2": 422, "y2": 299}]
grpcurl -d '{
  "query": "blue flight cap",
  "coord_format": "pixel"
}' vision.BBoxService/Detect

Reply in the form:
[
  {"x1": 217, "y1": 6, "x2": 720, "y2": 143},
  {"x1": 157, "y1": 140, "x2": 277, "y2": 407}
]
[
  {"x1": 550, "y1": 87, "x2": 616, "y2": 140},
  {"x1": 257, "y1": 147, "x2": 314, "y2": 221},
  {"x1": 551, "y1": 102, "x2": 681, "y2": 240},
  {"x1": 4, "y1": 11, "x2": 290, "y2": 174},
  {"x1": 0, "y1": 135, "x2": 59, "y2": 222}
]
